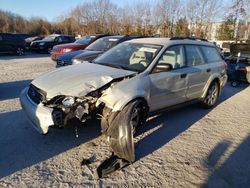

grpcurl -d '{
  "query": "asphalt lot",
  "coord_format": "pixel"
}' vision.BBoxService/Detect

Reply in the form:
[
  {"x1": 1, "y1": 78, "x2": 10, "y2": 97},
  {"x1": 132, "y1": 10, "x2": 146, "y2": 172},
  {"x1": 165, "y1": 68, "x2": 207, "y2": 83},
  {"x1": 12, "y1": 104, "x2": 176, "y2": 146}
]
[{"x1": 0, "y1": 53, "x2": 250, "y2": 187}]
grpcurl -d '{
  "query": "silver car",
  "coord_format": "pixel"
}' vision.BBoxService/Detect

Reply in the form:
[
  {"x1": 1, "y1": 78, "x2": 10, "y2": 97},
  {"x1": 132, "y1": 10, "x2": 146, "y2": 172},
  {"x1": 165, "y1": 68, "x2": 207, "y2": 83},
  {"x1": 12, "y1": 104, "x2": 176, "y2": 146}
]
[{"x1": 20, "y1": 37, "x2": 227, "y2": 177}]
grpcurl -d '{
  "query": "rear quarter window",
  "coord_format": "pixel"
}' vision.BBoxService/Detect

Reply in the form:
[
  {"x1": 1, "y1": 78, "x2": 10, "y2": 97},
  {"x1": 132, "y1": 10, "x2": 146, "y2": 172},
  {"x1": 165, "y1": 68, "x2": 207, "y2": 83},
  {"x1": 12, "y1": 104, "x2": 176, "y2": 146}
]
[{"x1": 201, "y1": 46, "x2": 222, "y2": 63}]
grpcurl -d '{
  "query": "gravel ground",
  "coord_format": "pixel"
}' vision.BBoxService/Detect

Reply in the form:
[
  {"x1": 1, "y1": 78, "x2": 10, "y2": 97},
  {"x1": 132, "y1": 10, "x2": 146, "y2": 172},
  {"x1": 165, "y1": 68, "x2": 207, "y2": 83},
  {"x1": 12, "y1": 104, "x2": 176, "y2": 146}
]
[{"x1": 0, "y1": 54, "x2": 249, "y2": 188}]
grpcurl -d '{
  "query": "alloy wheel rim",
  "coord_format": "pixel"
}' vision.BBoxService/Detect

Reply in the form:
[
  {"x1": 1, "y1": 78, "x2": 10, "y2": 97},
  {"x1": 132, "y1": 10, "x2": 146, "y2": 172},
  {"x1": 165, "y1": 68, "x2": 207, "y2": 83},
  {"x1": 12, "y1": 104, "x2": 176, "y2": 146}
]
[
  {"x1": 205, "y1": 84, "x2": 218, "y2": 105},
  {"x1": 17, "y1": 48, "x2": 24, "y2": 55},
  {"x1": 130, "y1": 107, "x2": 140, "y2": 133}
]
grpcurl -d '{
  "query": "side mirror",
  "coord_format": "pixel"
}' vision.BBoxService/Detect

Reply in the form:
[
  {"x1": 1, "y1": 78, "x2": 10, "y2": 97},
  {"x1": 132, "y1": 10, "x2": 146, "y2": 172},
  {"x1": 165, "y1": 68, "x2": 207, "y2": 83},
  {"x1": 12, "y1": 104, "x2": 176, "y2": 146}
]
[{"x1": 154, "y1": 63, "x2": 173, "y2": 73}]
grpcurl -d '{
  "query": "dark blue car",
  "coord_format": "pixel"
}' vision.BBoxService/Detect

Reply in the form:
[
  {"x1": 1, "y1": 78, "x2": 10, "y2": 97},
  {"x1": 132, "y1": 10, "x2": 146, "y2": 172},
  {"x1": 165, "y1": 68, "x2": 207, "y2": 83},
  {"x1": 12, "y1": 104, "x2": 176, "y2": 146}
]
[{"x1": 56, "y1": 35, "x2": 142, "y2": 68}]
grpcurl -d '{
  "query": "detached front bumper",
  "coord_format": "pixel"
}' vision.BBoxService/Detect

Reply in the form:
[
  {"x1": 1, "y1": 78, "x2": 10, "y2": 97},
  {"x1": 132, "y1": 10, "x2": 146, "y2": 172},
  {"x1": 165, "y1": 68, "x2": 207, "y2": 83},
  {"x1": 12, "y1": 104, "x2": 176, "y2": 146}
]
[{"x1": 19, "y1": 87, "x2": 54, "y2": 134}]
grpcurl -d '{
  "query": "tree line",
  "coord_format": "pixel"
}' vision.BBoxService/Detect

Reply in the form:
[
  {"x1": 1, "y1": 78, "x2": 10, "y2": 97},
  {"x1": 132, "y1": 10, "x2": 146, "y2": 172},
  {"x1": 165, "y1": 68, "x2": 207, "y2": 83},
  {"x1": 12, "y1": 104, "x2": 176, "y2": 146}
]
[{"x1": 0, "y1": 0, "x2": 249, "y2": 40}]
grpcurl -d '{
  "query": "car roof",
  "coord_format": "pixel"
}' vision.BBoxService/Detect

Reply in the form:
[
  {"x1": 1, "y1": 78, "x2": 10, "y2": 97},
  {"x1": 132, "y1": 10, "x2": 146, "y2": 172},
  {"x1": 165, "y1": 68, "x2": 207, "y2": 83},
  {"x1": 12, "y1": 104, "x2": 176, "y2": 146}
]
[
  {"x1": 102, "y1": 35, "x2": 125, "y2": 39},
  {"x1": 127, "y1": 37, "x2": 215, "y2": 47}
]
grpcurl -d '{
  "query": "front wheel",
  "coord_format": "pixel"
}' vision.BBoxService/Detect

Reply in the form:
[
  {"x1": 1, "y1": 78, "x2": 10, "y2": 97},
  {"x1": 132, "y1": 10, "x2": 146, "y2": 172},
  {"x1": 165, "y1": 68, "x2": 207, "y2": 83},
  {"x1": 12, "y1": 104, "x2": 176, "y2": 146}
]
[
  {"x1": 101, "y1": 99, "x2": 148, "y2": 162},
  {"x1": 200, "y1": 82, "x2": 219, "y2": 108}
]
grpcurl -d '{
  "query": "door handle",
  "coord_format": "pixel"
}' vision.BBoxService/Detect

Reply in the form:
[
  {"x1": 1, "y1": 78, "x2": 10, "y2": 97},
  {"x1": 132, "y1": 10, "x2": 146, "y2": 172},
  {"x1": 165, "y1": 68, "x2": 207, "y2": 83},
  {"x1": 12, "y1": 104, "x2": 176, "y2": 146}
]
[
  {"x1": 206, "y1": 68, "x2": 211, "y2": 72},
  {"x1": 180, "y1": 73, "x2": 187, "y2": 78}
]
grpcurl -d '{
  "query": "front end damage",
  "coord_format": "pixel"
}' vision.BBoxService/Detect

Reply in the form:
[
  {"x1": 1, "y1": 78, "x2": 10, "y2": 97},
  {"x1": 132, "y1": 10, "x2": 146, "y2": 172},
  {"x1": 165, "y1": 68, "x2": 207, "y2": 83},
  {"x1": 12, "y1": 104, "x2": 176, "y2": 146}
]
[
  {"x1": 20, "y1": 83, "x2": 104, "y2": 134},
  {"x1": 20, "y1": 73, "x2": 140, "y2": 178}
]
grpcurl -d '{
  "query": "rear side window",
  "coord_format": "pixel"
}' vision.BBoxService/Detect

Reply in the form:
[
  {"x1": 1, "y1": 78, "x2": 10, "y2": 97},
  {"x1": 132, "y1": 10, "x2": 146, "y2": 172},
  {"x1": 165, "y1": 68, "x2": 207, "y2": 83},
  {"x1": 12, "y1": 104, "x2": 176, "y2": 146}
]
[
  {"x1": 201, "y1": 46, "x2": 222, "y2": 63},
  {"x1": 185, "y1": 45, "x2": 205, "y2": 66}
]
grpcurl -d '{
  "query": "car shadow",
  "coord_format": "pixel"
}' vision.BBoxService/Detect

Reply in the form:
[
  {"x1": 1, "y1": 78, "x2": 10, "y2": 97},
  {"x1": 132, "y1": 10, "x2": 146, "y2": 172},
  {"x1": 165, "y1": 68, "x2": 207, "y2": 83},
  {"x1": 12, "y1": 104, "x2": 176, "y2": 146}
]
[
  {"x1": 202, "y1": 135, "x2": 250, "y2": 188},
  {"x1": 0, "y1": 53, "x2": 49, "y2": 60},
  {"x1": 0, "y1": 80, "x2": 31, "y2": 101},
  {"x1": 0, "y1": 110, "x2": 101, "y2": 178},
  {"x1": 134, "y1": 83, "x2": 248, "y2": 161}
]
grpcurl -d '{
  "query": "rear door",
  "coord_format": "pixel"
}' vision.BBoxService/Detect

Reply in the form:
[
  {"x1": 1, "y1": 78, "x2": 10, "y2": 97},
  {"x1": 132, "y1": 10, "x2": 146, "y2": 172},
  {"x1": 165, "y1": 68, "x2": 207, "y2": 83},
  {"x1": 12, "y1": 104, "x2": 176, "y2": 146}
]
[
  {"x1": 149, "y1": 45, "x2": 189, "y2": 111},
  {"x1": 184, "y1": 45, "x2": 211, "y2": 100}
]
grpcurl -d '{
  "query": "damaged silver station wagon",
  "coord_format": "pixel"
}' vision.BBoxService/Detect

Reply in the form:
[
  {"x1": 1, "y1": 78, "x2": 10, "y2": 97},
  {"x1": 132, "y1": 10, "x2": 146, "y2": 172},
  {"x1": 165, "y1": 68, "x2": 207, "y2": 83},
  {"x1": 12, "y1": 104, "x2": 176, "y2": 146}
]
[{"x1": 20, "y1": 37, "x2": 227, "y2": 177}]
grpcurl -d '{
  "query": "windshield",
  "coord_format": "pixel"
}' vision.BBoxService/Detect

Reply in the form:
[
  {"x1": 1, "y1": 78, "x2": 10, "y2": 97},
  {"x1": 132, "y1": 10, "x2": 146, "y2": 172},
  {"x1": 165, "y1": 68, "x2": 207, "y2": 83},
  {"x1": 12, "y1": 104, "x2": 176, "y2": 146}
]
[
  {"x1": 93, "y1": 42, "x2": 162, "y2": 72},
  {"x1": 75, "y1": 36, "x2": 94, "y2": 44},
  {"x1": 86, "y1": 37, "x2": 121, "y2": 51},
  {"x1": 43, "y1": 35, "x2": 58, "y2": 41}
]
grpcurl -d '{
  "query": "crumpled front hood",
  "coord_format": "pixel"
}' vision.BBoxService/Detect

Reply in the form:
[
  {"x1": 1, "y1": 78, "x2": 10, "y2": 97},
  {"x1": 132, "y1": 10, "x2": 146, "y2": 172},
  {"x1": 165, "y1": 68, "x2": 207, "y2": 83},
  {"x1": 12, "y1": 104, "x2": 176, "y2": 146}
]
[{"x1": 32, "y1": 63, "x2": 136, "y2": 99}]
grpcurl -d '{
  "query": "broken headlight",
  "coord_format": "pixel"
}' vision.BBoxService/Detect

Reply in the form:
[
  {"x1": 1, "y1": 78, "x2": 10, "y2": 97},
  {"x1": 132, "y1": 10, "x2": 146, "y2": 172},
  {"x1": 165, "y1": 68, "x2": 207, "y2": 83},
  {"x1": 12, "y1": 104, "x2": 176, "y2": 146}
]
[{"x1": 62, "y1": 96, "x2": 75, "y2": 107}]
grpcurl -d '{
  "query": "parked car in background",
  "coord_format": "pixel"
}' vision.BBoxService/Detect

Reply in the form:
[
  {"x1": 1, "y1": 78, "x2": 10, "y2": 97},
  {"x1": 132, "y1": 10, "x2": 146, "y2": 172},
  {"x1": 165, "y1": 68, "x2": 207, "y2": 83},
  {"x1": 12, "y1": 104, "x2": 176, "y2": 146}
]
[
  {"x1": 25, "y1": 36, "x2": 44, "y2": 50},
  {"x1": 0, "y1": 33, "x2": 26, "y2": 55},
  {"x1": 30, "y1": 34, "x2": 75, "y2": 53},
  {"x1": 225, "y1": 43, "x2": 250, "y2": 86},
  {"x1": 20, "y1": 37, "x2": 227, "y2": 177},
  {"x1": 50, "y1": 34, "x2": 108, "y2": 61},
  {"x1": 56, "y1": 35, "x2": 141, "y2": 67},
  {"x1": 14, "y1": 33, "x2": 33, "y2": 41}
]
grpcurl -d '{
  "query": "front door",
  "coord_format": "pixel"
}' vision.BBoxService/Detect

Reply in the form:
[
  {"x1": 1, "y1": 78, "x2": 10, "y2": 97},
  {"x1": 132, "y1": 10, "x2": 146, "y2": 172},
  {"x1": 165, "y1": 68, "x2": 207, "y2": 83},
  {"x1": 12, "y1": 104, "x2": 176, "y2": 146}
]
[{"x1": 148, "y1": 45, "x2": 189, "y2": 112}]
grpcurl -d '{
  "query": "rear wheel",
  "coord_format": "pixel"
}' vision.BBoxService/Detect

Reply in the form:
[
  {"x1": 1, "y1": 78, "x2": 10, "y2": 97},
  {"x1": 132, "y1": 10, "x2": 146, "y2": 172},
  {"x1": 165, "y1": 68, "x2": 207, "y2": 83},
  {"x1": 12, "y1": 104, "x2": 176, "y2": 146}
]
[
  {"x1": 231, "y1": 80, "x2": 239, "y2": 87},
  {"x1": 201, "y1": 81, "x2": 219, "y2": 108},
  {"x1": 16, "y1": 47, "x2": 25, "y2": 55}
]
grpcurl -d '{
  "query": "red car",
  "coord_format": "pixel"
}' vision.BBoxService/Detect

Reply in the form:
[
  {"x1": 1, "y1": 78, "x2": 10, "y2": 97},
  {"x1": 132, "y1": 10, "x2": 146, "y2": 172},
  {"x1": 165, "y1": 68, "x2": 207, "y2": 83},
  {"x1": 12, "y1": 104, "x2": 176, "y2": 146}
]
[{"x1": 50, "y1": 34, "x2": 108, "y2": 61}]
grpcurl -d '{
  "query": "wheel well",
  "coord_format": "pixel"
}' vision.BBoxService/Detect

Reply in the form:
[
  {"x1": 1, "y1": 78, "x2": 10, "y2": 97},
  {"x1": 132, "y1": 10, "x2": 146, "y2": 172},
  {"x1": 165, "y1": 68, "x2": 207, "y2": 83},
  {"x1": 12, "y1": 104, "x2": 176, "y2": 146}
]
[{"x1": 129, "y1": 97, "x2": 149, "y2": 109}]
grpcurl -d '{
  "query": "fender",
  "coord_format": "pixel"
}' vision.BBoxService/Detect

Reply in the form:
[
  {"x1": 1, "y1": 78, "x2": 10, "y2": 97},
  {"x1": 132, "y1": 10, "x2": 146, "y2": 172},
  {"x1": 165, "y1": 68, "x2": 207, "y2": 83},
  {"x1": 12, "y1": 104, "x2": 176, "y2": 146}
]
[
  {"x1": 201, "y1": 73, "x2": 222, "y2": 99},
  {"x1": 97, "y1": 74, "x2": 150, "y2": 112}
]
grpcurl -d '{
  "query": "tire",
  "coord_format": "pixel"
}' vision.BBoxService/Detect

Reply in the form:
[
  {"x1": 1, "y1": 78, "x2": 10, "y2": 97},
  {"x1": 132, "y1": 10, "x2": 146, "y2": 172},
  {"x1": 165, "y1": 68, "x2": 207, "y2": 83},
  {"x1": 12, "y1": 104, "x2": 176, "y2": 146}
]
[
  {"x1": 16, "y1": 47, "x2": 25, "y2": 56},
  {"x1": 101, "y1": 99, "x2": 148, "y2": 135},
  {"x1": 200, "y1": 81, "x2": 219, "y2": 108},
  {"x1": 101, "y1": 99, "x2": 148, "y2": 162}
]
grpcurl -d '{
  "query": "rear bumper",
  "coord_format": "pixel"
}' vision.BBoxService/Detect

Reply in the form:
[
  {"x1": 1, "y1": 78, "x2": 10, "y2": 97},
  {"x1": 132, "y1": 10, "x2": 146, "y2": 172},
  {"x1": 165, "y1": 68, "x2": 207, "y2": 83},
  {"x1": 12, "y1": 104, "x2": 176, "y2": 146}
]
[{"x1": 19, "y1": 87, "x2": 54, "y2": 134}]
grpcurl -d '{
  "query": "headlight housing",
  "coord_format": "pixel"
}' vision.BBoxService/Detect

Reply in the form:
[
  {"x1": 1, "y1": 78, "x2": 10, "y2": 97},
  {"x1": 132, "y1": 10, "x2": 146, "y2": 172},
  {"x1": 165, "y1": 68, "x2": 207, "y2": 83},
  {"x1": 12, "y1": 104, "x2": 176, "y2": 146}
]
[
  {"x1": 72, "y1": 58, "x2": 82, "y2": 65},
  {"x1": 39, "y1": 42, "x2": 45, "y2": 46},
  {"x1": 62, "y1": 48, "x2": 72, "y2": 53}
]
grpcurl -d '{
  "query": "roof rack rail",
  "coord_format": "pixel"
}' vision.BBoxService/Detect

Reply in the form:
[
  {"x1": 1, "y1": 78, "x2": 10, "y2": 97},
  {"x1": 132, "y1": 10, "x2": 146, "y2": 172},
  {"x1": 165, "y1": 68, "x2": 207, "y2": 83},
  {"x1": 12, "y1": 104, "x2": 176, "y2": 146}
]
[{"x1": 170, "y1": 36, "x2": 208, "y2": 42}]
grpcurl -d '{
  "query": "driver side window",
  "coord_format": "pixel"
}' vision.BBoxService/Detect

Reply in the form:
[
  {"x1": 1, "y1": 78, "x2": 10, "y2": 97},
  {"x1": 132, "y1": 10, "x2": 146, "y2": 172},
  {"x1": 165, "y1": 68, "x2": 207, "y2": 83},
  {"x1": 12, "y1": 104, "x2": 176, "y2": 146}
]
[
  {"x1": 56, "y1": 37, "x2": 63, "y2": 42},
  {"x1": 158, "y1": 45, "x2": 185, "y2": 69}
]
